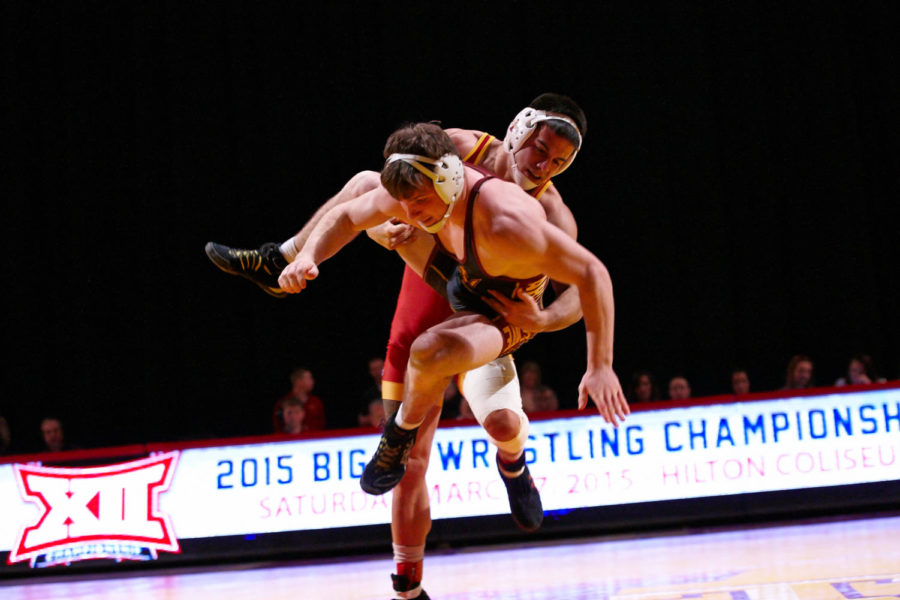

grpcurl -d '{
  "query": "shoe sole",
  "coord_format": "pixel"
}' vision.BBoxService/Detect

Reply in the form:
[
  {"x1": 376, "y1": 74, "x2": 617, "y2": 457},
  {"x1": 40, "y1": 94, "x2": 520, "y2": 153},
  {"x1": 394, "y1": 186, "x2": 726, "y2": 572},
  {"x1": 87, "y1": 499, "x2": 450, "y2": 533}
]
[
  {"x1": 360, "y1": 469, "x2": 404, "y2": 495},
  {"x1": 512, "y1": 511, "x2": 543, "y2": 532},
  {"x1": 392, "y1": 589, "x2": 430, "y2": 600},
  {"x1": 205, "y1": 242, "x2": 287, "y2": 299}
]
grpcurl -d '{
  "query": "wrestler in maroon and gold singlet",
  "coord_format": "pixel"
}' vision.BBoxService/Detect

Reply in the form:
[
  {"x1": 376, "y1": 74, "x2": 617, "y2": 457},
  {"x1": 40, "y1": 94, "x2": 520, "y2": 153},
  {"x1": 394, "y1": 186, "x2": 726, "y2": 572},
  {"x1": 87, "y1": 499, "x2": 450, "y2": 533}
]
[{"x1": 380, "y1": 133, "x2": 554, "y2": 401}]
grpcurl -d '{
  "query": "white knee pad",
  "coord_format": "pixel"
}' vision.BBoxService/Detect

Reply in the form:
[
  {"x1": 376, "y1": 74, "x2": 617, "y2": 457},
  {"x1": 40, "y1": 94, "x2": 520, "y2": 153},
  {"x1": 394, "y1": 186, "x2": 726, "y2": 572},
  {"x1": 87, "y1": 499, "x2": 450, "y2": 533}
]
[{"x1": 458, "y1": 355, "x2": 530, "y2": 454}]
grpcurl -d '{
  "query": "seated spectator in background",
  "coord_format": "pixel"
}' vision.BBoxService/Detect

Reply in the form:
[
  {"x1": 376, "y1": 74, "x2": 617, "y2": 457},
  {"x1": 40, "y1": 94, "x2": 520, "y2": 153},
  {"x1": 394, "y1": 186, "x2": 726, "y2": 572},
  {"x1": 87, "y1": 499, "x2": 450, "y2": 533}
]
[
  {"x1": 40, "y1": 417, "x2": 76, "y2": 453},
  {"x1": 0, "y1": 415, "x2": 11, "y2": 455},
  {"x1": 273, "y1": 367, "x2": 326, "y2": 433},
  {"x1": 358, "y1": 396, "x2": 387, "y2": 429},
  {"x1": 281, "y1": 396, "x2": 307, "y2": 434},
  {"x1": 835, "y1": 354, "x2": 886, "y2": 386},
  {"x1": 357, "y1": 357, "x2": 384, "y2": 426},
  {"x1": 531, "y1": 386, "x2": 559, "y2": 413},
  {"x1": 668, "y1": 376, "x2": 692, "y2": 401},
  {"x1": 782, "y1": 355, "x2": 814, "y2": 391},
  {"x1": 357, "y1": 357, "x2": 385, "y2": 426},
  {"x1": 731, "y1": 368, "x2": 751, "y2": 396},
  {"x1": 518, "y1": 360, "x2": 559, "y2": 414},
  {"x1": 628, "y1": 370, "x2": 661, "y2": 403},
  {"x1": 368, "y1": 356, "x2": 385, "y2": 388},
  {"x1": 366, "y1": 397, "x2": 387, "y2": 429}
]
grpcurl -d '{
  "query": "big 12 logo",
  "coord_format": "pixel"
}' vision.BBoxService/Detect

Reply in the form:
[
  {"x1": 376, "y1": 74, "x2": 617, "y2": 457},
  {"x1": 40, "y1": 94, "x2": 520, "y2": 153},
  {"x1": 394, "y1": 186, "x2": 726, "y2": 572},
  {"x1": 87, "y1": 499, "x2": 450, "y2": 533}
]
[{"x1": 8, "y1": 452, "x2": 180, "y2": 565}]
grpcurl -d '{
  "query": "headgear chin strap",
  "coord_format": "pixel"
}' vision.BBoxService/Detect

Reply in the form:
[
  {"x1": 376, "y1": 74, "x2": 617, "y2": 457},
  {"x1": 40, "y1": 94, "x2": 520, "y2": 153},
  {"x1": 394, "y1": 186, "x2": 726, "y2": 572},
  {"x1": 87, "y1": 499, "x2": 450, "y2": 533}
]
[
  {"x1": 503, "y1": 107, "x2": 583, "y2": 182},
  {"x1": 385, "y1": 153, "x2": 465, "y2": 233}
]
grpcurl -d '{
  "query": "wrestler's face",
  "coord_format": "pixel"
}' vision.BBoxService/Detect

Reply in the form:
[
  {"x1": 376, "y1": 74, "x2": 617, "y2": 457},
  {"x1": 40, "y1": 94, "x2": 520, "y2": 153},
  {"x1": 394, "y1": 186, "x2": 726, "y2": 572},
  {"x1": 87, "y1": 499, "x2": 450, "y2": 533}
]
[
  {"x1": 398, "y1": 186, "x2": 447, "y2": 230},
  {"x1": 511, "y1": 125, "x2": 577, "y2": 188}
]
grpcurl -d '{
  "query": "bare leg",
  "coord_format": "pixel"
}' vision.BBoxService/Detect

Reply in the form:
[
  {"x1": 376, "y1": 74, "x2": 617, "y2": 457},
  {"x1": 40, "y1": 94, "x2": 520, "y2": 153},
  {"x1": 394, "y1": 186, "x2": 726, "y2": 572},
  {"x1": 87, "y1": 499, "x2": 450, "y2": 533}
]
[
  {"x1": 400, "y1": 313, "x2": 505, "y2": 426},
  {"x1": 384, "y1": 400, "x2": 441, "y2": 546},
  {"x1": 361, "y1": 314, "x2": 504, "y2": 496}
]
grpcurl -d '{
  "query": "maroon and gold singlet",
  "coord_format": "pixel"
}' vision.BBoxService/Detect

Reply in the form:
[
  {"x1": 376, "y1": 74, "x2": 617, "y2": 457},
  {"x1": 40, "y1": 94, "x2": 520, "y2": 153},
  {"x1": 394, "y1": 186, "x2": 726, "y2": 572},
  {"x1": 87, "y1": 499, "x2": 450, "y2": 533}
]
[{"x1": 380, "y1": 133, "x2": 554, "y2": 400}]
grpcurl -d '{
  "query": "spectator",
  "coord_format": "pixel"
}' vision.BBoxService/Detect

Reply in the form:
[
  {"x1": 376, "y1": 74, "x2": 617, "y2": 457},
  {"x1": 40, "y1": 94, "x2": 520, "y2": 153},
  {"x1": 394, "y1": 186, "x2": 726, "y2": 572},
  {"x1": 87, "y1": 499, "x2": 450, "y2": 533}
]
[
  {"x1": 364, "y1": 356, "x2": 384, "y2": 400},
  {"x1": 273, "y1": 367, "x2": 326, "y2": 433},
  {"x1": 366, "y1": 397, "x2": 387, "y2": 429},
  {"x1": 40, "y1": 417, "x2": 76, "y2": 453},
  {"x1": 0, "y1": 415, "x2": 11, "y2": 455},
  {"x1": 518, "y1": 360, "x2": 558, "y2": 415},
  {"x1": 783, "y1": 355, "x2": 814, "y2": 390},
  {"x1": 358, "y1": 357, "x2": 385, "y2": 426},
  {"x1": 532, "y1": 386, "x2": 559, "y2": 413},
  {"x1": 731, "y1": 368, "x2": 751, "y2": 396},
  {"x1": 281, "y1": 396, "x2": 307, "y2": 434},
  {"x1": 668, "y1": 376, "x2": 692, "y2": 401},
  {"x1": 835, "y1": 354, "x2": 885, "y2": 386},
  {"x1": 628, "y1": 370, "x2": 661, "y2": 403}
]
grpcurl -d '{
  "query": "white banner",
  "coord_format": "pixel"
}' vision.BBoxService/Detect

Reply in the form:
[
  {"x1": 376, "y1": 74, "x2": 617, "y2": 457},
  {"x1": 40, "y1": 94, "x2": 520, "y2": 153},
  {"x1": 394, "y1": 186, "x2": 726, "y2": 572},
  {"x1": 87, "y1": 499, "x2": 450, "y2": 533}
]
[{"x1": 1, "y1": 386, "x2": 898, "y2": 564}]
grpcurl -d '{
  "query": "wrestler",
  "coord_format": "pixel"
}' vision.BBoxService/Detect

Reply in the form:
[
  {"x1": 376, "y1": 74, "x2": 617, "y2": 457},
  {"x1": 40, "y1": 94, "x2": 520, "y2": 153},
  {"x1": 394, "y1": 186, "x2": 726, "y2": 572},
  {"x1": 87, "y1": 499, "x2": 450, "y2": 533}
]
[
  {"x1": 278, "y1": 121, "x2": 628, "y2": 519},
  {"x1": 371, "y1": 98, "x2": 587, "y2": 600},
  {"x1": 206, "y1": 95, "x2": 592, "y2": 600}
]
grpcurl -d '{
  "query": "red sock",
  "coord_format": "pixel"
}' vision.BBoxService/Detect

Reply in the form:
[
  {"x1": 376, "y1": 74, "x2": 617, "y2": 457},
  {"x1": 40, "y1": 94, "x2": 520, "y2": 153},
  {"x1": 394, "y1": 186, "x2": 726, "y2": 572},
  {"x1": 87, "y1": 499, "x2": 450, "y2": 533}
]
[{"x1": 396, "y1": 560, "x2": 423, "y2": 585}]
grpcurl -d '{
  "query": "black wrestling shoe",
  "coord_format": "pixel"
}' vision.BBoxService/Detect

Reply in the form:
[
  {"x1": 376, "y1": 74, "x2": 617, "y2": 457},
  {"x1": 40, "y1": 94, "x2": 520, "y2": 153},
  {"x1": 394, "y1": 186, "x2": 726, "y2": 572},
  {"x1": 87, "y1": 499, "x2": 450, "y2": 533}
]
[
  {"x1": 204, "y1": 241, "x2": 288, "y2": 298},
  {"x1": 360, "y1": 412, "x2": 418, "y2": 495},
  {"x1": 391, "y1": 574, "x2": 430, "y2": 600},
  {"x1": 497, "y1": 451, "x2": 544, "y2": 532}
]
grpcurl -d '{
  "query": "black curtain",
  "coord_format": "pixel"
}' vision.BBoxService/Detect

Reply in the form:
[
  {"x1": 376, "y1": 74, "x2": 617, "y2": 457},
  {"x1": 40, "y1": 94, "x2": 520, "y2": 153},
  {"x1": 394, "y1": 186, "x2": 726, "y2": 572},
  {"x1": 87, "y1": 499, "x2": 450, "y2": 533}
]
[{"x1": 4, "y1": 2, "x2": 898, "y2": 450}]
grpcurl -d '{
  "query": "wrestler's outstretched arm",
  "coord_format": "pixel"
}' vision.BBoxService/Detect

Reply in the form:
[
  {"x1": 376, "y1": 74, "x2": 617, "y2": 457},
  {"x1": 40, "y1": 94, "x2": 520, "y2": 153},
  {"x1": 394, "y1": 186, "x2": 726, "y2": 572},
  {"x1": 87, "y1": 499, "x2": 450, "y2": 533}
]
[
  {"x1": 278, "y1": 186, "x2": 436, "y2": 293},
  {"x1": 285, "y1": 171, "x2": 382, "y2": 254},
  {"x1": 278, "y1": 187, "x2": 401, "y2": 293},
  {"x1": 289, "y1": 128, "x2": 477, "y2": 257},
  {"x1": 478, "y1": 196, "x2": 628, "y2": 427},
  {"x1": 483, "y1": 182, "x2": 584, "y2": 333}
]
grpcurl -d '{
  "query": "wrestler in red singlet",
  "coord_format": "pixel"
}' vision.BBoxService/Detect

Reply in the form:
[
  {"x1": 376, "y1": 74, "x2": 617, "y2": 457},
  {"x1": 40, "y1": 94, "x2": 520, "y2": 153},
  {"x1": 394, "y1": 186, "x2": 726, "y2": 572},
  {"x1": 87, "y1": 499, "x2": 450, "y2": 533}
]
[{"x1": 380, "y1": 133, "x2": 555, "y2": 402}]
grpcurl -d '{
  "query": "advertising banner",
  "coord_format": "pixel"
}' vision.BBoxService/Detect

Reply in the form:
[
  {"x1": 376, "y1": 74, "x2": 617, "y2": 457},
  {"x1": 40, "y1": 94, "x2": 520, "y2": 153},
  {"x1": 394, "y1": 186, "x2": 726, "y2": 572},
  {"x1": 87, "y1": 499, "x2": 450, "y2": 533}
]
[{"x1": 1, "y1": 385, "x2": 897, "y2": 569}]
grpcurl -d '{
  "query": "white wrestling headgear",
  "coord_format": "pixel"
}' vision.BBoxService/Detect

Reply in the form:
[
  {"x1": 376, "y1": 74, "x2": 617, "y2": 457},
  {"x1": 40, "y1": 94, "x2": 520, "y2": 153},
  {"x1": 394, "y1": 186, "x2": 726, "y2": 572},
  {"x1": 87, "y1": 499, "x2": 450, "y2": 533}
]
[
  {"x1": 385, "y1": 152, "x2": 465, "y2": 233},
  {"x1": 503, "y1": 107, "x2": 583, "y2": 189}
]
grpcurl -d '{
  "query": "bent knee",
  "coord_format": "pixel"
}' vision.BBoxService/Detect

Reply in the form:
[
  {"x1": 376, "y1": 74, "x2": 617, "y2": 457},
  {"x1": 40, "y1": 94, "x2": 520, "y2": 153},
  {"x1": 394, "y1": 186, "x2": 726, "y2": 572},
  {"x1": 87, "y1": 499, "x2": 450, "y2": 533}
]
[
  {"x1": 483, "y1": 409, "x2": 522, "y2": 442},
  {"x1": 409, "y1": 330, "x2": 454, "y2": 370}
]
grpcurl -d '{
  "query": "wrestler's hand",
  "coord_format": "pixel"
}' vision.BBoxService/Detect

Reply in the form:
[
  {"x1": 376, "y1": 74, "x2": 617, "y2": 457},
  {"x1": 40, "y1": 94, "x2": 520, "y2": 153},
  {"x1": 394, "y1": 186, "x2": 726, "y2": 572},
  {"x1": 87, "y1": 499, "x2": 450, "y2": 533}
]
[
  {"x1": 578, "y1": 365, "x2": 629, "y2": 427},
  {"x1": 365, "y1": 218, "x2": 417, "y2": 250},
  {"x1": 483, "y1": 289, "x2": 548, "y2": 332},
  {"x1": 277, "y1": 257, "x2": 319, "y2": 294}
]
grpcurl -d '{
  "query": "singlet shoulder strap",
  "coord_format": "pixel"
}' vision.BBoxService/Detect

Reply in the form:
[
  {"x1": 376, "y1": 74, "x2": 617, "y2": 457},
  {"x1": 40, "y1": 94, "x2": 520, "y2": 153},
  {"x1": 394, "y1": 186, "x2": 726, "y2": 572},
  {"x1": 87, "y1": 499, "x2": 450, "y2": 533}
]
[
  {"x1": 464, "y1": 172, "x2": 495, "y2": 269},
  {"x1": 530, "y1": 179, "x2": 553, "y2": 199},
  {"x1": 462, "y1": 133, "x2": 495, "y2": 166}
]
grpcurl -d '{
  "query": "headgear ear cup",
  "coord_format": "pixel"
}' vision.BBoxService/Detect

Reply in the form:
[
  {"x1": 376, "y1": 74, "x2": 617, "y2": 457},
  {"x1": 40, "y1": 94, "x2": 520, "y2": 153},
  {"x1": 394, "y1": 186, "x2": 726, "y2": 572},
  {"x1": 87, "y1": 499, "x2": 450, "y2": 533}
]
[
  {"x1": 385, "y1": 153, "x2": 465, "y2": 233},
  {"x1": 430, "y1": 154, "x2": 465, "y2": 205}
]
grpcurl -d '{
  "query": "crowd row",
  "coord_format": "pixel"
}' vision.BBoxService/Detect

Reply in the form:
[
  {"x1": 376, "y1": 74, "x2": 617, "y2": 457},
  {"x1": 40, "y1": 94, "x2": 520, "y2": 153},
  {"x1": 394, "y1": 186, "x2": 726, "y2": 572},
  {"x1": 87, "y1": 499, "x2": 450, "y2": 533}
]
[{"x1": 0, "y1": 353, "x2": 890, "y2": 458}]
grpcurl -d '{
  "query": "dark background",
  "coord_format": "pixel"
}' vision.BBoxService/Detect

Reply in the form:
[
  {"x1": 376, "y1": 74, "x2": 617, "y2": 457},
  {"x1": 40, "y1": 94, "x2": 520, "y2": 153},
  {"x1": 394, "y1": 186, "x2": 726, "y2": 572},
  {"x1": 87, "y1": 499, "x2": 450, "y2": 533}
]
[{"x1": 4, "y1": 2, "x2": 898, "y2": 451}]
